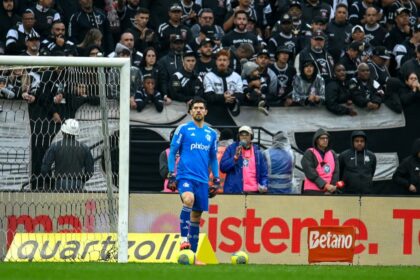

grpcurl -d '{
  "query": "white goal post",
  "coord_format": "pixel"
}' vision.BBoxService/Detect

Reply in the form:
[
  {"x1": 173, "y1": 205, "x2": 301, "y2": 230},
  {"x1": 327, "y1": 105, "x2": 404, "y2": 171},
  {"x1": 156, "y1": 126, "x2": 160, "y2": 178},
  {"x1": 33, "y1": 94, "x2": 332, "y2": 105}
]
[{"x1": 0, "y1": 56, "x2": 130, "y2": 263}]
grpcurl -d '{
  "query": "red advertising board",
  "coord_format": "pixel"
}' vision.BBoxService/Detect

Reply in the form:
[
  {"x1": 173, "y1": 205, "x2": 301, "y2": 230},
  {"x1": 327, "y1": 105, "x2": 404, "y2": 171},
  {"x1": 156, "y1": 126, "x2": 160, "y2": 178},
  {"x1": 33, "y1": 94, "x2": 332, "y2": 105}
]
[{"x1": 308, "y1": 226, "x2": 355, "y2": 263}]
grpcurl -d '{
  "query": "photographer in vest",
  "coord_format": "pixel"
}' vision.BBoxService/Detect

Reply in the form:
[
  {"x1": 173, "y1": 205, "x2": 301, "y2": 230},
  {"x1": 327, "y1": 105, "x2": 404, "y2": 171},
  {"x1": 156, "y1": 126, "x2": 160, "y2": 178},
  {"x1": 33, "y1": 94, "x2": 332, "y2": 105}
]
[{"x1": 301, "y1": 128, "x2": 340, "y2": 195}]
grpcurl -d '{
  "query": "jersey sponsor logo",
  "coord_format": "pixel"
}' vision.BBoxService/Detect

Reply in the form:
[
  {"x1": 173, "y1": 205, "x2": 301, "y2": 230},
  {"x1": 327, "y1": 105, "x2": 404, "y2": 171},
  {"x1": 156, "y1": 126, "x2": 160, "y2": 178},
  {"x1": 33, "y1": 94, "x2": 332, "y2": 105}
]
[{"x1": 190, "y1": 142, "x2": 210, "y2": 151}]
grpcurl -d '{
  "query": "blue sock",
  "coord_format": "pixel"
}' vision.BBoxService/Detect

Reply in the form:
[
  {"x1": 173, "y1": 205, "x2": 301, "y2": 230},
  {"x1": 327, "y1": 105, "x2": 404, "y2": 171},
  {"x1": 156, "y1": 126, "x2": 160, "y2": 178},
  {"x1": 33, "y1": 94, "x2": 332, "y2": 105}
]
[
  {"x1": 189, "y1": 221, "x2": 200, "y2": 253},
  {"x1": 179, "y1": 206, "x2": 192, "y2": 240}
]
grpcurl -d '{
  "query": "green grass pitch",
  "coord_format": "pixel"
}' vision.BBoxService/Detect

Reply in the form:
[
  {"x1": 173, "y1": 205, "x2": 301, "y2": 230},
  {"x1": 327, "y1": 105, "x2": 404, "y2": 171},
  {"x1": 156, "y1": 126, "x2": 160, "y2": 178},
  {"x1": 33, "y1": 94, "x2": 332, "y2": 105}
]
[{"x1": 1, "y1": 263, "x2": 419, "y2": 280}]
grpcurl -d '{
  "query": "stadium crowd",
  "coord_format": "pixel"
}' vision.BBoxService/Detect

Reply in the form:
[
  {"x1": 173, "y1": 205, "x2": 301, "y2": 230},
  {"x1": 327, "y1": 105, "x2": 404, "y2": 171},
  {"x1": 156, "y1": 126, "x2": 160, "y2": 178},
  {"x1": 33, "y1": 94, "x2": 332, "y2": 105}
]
[{"x1": 0, "y1": 0, "x2": 419, "y2": 194}]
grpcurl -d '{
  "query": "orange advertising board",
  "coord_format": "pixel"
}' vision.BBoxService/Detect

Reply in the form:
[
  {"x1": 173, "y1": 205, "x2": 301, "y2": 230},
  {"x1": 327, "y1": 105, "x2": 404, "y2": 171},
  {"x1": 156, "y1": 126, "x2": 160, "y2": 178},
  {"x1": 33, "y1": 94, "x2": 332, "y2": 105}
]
[{"x1": 308, "y1": 226, "x2": 355, "y2": 263}]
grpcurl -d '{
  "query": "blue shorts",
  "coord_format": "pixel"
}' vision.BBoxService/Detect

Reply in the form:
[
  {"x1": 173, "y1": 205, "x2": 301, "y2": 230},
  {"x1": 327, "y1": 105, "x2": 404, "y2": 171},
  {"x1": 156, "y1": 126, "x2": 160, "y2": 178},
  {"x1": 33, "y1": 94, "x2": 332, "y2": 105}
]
[{"x1": 177, "y1": 179, "x2": 209, "y2": 212}]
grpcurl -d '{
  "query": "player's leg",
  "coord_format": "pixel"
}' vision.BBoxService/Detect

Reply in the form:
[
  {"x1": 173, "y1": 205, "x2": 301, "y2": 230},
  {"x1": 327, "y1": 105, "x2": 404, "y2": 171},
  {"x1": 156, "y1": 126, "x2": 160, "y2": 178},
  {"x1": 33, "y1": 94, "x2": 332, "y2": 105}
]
[
  {"x1": 189, "y1": 181, "x2": 209, "y2": 253},
  {"x1": 178, "y1": 179, "x2": 195, "y2": 250},
  {"x1": 189, "y1": 210, "x2": 202, "y2": 253}
]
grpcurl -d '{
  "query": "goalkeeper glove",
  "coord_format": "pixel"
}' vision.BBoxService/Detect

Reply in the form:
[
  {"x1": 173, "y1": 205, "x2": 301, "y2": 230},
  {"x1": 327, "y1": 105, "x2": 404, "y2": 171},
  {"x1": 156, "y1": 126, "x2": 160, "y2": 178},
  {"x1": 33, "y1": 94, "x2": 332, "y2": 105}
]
[
  {"x1": 209, "y1": 178, "x2": 220, "y2": 198},
  {"x1": 167, "y1": 172, "x2": 177, "y2": 192}
]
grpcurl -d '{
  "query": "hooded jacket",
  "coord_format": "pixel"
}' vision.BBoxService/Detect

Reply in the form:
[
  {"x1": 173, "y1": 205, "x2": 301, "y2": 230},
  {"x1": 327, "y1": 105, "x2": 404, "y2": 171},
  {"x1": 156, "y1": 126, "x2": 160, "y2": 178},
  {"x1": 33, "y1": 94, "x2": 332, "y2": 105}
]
[
  {"x1": 292, "y1": 60, "x2": 325, "y2": 106},
  {"x1": 220, "y1": 142, "x2": 268, "y2": 194},
  {"x1": 301, "y1": 128, "x2": 339, "y2": 190},
  {"x1": 263, "y1": 132, "x2": 295, "y2": 193},
  {"x1": 339, "y1": 131, "x2": 377, "y2": 194},
  {"x1": 392, "y1": 139, "x2": 420, "y2": 195}
]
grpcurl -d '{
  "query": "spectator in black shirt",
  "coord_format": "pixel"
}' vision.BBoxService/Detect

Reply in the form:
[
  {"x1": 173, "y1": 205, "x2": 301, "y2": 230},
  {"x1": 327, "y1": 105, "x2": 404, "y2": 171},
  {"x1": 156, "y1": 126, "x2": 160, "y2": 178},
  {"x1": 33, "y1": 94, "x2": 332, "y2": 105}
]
[
  {"x1": 349, "y1": 63, "x2": 383, "y2": 111},
  {"x1": 40, "y1": 21, "x2": 78, "y2": 56},
  {"x1": 157, "y1": 35, "x2": 186, "y2": 98},
  {"x1": 178, "y1": 0, "x2": 201, "y2": 28},
  {"x1": 385, "y1": 7, "x2": 412, "y2": 51},
  {"x1": 195, "y1": 38, "x2": 216, "y2": 81},
  {"x1": 127, "y1": 8, "x2": 159, "y2": 54},
  {"x1": 23, "y1": 31, "x2": 41, "y2": 56},
  {"x1": 349, "y1": 0, "x2": 381, "y2": 26},
  {"x1": 368, "y1": 46, "x2": 391, "y2": 86},
  {"x1": 339, "y1": 130, "x2": 377, "y2": 195},
  {"x1": 392, "y1": 138, "x2": 420, "y2": 195},
  {"x1": 222, "y1": 10, "x2": 260, "y2": 51},
  {"x1": 400, "y1": 45, "x2": 420, "y2": 80},
  {"x1": 68, "y1": 0, "x2": 114, "y2": 55},
  {"x1": 339, "y1": 41, "x2": 364, "y2": 80},
  {"x1": 326, "y1": 3, "x2": 352, "y2": 63},
  {"x1": 29, "y1": 0, "x2": 61, "y2": 39},
  {"x1": 200, "y1": 0, "x2": 228, "y2": 27},
  {"x1": 300, "y1": 0, "x2": 332, "y2": 28},
  {"x1": 170, "y1": 50, "x2": 203, "y2": 104},
  {"x1": 157, "y1": 3, "x2": 192, "y2": 56},
  {"x1": 297, "y1": 15, "x2": 328, "y2": 55},
  {"x1": 108, "y1": 32, "x2": 143, "y2": 68},
  {"x1": 326, "y1": 63, "x2": 357, "y2": 116},
  {"x1": 385, "y1": 71, "x2": 420, "y2": 113},
  {"x1": 5, "y1": 9, "x2": 38, "y2": 55},
  {"x1": 134, "y1": 74, "x2": 164, "y2": 113},
  {"x1": 0, "y1": 0, "x2": 21, "y2": 47},
  {"x1": 116, "y1": 0, "x2": 142, "y2": 32},
  {"x1": 190, "y1": 8, "x2": 224, "y2": 39},
  {"x1": 268, "y1": 13, "x2": 298, "y2": 60},
  {"x1": 394, "y1": 23, "x2": 420, "y2": 70},
  {"x1": 363, "y1": 7, "x2": 390, "y2": 47},
  {"x1": 223, "y1": 0, "x2": 257, "y2": 32},
  {"x1": 295, "y1": 30, "x2": 335, "y2": 83},
  {"x1": 268, "y1": 45, "x2": 296, "y2": 107}
]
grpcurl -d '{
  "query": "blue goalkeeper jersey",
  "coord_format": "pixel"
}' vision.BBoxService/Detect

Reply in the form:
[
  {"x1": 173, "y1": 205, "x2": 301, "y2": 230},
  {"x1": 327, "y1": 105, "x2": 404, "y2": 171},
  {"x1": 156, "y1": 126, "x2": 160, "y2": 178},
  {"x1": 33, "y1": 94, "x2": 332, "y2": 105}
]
[{"x1": 168, "y1": 121, "x2": 219, "y2": 183}]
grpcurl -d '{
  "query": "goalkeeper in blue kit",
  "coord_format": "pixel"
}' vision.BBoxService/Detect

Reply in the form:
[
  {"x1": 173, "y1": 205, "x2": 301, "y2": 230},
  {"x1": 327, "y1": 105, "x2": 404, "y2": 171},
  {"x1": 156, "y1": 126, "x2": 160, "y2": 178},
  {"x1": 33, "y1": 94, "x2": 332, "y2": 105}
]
[{"x1": 167, "y1": 97, "x2": 220, "y2": 261}]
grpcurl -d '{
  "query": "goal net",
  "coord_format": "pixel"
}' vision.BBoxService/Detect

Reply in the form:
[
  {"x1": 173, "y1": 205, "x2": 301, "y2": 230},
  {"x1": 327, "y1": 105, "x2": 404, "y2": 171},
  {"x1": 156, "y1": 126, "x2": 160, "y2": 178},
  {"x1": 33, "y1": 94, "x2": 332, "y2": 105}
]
[{"x1": 0, "y1": 56, "x2": 130, "y2": 263}]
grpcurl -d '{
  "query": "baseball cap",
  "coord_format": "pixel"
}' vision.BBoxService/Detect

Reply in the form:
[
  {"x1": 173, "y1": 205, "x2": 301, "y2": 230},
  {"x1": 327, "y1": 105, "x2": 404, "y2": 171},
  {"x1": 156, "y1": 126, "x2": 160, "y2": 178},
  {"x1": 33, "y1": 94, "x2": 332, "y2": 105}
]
[
  {"x1": 143, "y1": 73, "x2": 155, "y2": 81},
  {"x1": 199, "y1": 37, "x2": 214, "y2": 47},
  {"x1": 396, "y1": 7, "x2": 410, "y2": 16},
  {"x1": 312, "y1": 30, "x2": 326, "y2": 40},
  {"x1": 348, "y1": 41, "x2": 364, "y2": 52},
  {"x1": 238, "y1": 126, "x2": 253, "y2": 135},
  {"x1": 183, "y1": 49, "x2": 196, "y2": 59},
  {"x1": 289, "y1": 1, "x2": 302, "y2": 9},
  {"x1": 280, "y1": 13, "x2": 292, "y2": 24},
  {"x1": 169, "y1": 3, "x2": 182, "y2": 12},
  {"x1": 276, "y1": 45, "x2": 293, "y2": 55},
  {"x1": 352, "y1": 25, "x2": 364, "y2": 34},
  {"x1": 257, "y1": 48, "x2": 270, "y2": 57},
  {"x1": 171, "y1": 34, "x2": 184, "y2": 43},
  {"x1": 372, "y1": 46, "x2": 391, "y2": 60},
  {"x1": 313, "y1": 15, "x2": 328, "y2": 24},
  {"x1": 200, "y1": 25, "x2": 216, "y2": 38},
  {"x1": 0, "y1": 76, "x2": 7, "y2": 83}
]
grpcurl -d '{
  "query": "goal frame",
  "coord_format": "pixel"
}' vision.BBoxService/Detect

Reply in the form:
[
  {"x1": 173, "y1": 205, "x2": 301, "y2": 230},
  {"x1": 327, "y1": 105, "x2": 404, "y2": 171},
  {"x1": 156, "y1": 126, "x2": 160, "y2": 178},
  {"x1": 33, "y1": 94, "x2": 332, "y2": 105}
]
[{"x1": 0, "y1": 55, "x2": 130, "y2": 263}]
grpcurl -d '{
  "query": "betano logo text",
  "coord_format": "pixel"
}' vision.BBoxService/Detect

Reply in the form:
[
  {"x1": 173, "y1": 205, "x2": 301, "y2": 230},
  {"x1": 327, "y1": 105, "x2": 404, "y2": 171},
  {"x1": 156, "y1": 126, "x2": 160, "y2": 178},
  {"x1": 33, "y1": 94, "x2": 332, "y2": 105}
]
[{"x1": 309, "y1": 231, "x2": 353, "y2": 249}]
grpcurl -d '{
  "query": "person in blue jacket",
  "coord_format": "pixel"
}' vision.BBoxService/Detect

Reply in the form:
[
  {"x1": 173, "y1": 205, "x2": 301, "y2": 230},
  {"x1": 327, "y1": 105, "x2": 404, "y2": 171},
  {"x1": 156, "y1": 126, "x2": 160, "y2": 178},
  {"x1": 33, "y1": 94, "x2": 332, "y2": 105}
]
[{"x1": 220, "y1": 125, "x2": 268, "y2": 194}]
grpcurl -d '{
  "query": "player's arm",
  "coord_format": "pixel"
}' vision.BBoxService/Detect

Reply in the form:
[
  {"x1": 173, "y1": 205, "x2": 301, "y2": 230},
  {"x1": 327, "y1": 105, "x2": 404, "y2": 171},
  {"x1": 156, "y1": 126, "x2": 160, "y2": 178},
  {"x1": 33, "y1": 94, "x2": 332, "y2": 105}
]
[
  {"x1": 168, "y1": 126, "x2": 182, "y2": 173},
  {"x1": 167, "y1": 126, "x2": 183, "y2": 191}
]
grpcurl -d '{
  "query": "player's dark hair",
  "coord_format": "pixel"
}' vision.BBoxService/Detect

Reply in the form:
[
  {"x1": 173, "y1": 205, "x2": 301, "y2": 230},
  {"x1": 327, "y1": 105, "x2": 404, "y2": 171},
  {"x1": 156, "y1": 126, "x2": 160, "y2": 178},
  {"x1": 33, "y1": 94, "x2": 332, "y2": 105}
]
[
  {"x1": 189, "y1": 96, "x2": 207, "y2": 111},
  {"x1": 136, "y1": 8, "x2": 150, "y2": 15},
  {"x1": 234, "y1": 10, "x2": 249, "y2": 20}
]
